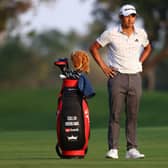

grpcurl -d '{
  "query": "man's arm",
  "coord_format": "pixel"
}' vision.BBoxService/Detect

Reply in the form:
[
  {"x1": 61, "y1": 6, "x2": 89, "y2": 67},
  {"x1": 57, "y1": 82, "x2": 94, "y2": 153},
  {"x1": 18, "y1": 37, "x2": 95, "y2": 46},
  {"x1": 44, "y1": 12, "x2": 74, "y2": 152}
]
[
  {"x1": 89, "y1": 41, "x2": 117, "y2": 78},
  {"x1": 139, "y1": 43, "x2": 152, "y2": 63}
]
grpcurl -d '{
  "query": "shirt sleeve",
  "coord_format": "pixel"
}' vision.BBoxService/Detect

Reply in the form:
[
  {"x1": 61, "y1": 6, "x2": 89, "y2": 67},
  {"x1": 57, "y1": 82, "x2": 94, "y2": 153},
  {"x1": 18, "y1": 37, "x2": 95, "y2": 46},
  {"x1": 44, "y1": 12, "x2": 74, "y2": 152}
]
[
  {"x1": 96, "y1": 30, "x2": 111, "y2": 47},
  {"x1": 141, "y1": 29, "x2": 149, "y2": 47}
]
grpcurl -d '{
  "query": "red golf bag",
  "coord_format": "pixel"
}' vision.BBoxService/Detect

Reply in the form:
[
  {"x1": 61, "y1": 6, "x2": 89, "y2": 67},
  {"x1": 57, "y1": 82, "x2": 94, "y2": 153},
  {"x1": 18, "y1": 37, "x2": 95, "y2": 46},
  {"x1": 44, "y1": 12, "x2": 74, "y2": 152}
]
[{"x1": 54, "y1": 58, "x2": 92, "y2": 158}]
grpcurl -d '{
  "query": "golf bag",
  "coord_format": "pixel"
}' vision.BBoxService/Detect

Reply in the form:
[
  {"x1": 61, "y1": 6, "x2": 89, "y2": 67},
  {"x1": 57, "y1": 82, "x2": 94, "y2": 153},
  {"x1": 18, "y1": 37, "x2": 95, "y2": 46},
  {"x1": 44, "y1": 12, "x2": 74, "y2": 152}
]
[{"x1": 54, "y1": 58, "x2": 93, "y2": 158}]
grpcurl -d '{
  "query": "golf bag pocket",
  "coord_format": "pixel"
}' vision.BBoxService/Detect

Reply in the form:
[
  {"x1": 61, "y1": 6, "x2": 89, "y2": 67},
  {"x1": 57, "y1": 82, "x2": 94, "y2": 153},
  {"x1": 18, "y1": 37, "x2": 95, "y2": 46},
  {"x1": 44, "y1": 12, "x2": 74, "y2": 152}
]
[{"x1": 60, "y1": 88, "x2": 85, "y2": 150}]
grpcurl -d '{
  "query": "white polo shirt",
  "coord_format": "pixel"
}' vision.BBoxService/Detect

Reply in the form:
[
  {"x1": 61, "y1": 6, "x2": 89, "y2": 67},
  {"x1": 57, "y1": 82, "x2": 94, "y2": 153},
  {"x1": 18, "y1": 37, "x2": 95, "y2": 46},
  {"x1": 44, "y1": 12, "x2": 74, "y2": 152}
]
[{"x1": 96, "y1": 25, "x2": 149, "y2": 74}]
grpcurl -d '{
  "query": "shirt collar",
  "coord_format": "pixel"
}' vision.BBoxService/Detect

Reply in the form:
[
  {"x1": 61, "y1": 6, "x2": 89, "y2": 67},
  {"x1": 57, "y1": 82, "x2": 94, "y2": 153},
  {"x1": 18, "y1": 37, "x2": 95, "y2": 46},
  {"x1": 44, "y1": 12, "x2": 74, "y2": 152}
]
[{"x1": 118, "y1": 24, "x2": 138, "y2": 34}]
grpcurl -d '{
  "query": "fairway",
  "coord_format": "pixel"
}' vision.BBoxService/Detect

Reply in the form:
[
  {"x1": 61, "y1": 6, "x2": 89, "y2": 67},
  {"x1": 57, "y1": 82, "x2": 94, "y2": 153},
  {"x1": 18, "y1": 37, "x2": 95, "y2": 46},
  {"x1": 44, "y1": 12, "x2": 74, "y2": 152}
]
[
  {"x1": 1, "y1": 89, "x2": 168, "y2": 167},
  {"x1": 0, "y1": 127, "x2": 168, "y2": 168}
]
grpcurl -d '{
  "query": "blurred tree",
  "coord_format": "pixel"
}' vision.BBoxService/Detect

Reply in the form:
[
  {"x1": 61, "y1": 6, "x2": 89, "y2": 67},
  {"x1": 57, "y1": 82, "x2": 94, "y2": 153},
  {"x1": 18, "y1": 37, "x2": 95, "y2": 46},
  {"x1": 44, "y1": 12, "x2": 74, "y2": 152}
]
[
  {"x1": 28, "y1": 30, "x2": 82, "y2": 86},
  {"x1": 0, "y1": 0, "x2": 64, "y2": 88},
  {"x1": 30, "y1": 30, "x2": 80, "y2": 57},
  {"x1": 0, "y1": 29, "x2": 83, "y2": 88},
  {"x1": 0, "y1": 38, "x2": 51, "y2": 88},
  {"x1": 0, "y1": 0, "x2": 31, "y2": 31},
  {"x1": 0, "y1": 0, "x2": 56, "y2": 43}
]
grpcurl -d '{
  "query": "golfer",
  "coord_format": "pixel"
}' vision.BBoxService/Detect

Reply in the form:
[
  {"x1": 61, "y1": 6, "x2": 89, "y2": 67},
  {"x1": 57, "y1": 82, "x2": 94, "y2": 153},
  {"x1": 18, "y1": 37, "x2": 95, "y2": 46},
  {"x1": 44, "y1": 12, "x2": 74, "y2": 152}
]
[{"x1": 90, "y1": 4, "x2": 152, "y2": 159}]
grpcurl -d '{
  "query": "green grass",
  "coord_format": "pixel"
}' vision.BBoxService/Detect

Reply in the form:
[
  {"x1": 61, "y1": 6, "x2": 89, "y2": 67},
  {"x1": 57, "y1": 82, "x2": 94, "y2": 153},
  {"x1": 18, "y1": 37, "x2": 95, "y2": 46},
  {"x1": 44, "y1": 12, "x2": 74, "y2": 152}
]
[
  {"x1": 0, "y1": 128, "x2": 168, "y2": 168},
  {"x1": 0, "y1": 88, "x2": 168, "y2": 130},
  {"x1": 0, "y1": 88, "x2": 168, "y2": 167},
  {"x1": 0, "y1": 88, "x2": 58, "y2": 131}
]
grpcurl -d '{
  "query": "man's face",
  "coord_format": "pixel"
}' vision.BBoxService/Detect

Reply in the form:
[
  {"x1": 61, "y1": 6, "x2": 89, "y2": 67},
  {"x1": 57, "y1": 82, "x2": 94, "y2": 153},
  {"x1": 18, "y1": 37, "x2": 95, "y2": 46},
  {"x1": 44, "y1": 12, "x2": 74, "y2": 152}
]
[{"x1": 120, "y1": 14, "x2": 136, "y2": 28}]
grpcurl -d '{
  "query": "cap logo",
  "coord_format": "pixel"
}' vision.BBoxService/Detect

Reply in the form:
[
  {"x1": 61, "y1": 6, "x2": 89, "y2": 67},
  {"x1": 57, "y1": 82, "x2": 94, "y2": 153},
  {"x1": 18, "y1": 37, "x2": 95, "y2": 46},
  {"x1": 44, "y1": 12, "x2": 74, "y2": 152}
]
[{"x1": 124, "y1": 8, "x2": 135, "y2": 11}]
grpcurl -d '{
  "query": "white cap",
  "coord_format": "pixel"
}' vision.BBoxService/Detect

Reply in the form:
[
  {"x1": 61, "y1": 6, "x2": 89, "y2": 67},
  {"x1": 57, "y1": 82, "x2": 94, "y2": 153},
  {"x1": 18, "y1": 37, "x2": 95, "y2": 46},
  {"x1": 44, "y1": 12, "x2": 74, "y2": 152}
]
[{"x1": 119, "y1": 4, "x2": 136, "y2": 16}]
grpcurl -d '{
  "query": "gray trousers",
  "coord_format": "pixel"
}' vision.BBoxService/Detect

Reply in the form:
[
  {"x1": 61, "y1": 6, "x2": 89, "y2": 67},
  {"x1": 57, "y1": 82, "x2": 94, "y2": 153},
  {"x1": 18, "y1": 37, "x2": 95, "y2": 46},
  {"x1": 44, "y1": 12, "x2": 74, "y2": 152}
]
[{"x1": 107, "y1": 73, "x2": 142, "y2": 150}]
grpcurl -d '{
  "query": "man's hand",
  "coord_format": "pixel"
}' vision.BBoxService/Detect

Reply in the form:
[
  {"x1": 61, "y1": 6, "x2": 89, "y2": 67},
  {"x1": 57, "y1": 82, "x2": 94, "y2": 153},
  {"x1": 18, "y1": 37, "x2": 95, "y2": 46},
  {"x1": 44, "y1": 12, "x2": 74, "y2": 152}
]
[{"x1": 102, "y1": 65, "x2": 118, "y2": 78}]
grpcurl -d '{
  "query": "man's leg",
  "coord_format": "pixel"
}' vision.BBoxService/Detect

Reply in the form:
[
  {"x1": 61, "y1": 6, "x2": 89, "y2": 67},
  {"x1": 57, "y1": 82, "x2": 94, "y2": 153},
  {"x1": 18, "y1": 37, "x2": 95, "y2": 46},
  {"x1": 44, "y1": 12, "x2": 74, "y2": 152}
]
[
  {"x1": 107, "y1": 74, "x2": 127, "y2": 149},
  {"x1": 125, "y1": 73, "x2": 142, "y2": 150}
]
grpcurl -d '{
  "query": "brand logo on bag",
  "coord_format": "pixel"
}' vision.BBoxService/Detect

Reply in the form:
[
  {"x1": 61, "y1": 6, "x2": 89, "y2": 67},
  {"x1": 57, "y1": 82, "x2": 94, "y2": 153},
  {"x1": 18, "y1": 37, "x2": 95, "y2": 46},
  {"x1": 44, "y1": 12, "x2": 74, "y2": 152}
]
[
  {"x1": 65, "y1": 128, "x2": 79, "y2": 132},
  {"x1": 67, "y1": 135, "x2": 78, "y2": 141}
]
